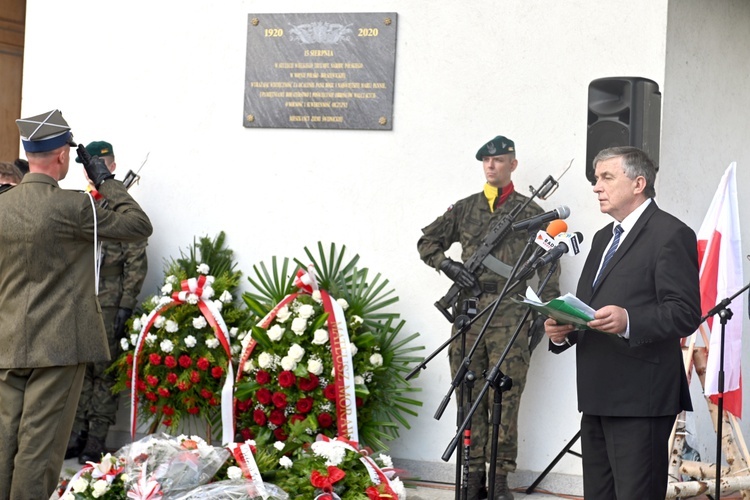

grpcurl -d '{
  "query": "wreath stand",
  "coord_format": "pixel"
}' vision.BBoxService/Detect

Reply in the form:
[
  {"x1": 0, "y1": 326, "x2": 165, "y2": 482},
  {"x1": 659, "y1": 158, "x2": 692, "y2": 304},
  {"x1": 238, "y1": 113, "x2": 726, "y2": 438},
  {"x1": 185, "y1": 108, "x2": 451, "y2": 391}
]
[{"x1": 666, "y1": 322, "x2": 750, "y2": 499}]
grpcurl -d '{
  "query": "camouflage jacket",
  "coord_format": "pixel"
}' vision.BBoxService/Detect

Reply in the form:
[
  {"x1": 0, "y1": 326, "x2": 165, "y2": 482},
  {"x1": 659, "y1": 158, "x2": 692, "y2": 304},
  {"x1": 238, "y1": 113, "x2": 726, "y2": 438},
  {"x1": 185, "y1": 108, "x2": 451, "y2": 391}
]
[
  {"x1": 98, "y1": 238, "x2": 148, "y2": 309},
  {"x1": 418, "y1": 189, "x2": 561, "y2": 308}
]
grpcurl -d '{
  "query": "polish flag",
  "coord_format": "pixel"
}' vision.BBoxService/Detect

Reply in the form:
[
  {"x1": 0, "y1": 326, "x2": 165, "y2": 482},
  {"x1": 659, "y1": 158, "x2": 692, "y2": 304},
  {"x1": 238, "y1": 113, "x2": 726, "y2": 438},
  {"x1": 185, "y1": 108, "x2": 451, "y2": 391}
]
[{"x1": 696, "y1": 162, "x2": 744, "y2": 418}]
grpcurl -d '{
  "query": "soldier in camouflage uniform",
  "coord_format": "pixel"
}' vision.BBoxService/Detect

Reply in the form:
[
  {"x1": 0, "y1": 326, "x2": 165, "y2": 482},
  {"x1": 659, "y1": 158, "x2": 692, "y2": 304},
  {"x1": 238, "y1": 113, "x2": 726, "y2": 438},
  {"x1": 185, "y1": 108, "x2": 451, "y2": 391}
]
[
  {"x1": 65, "y1": 141, "x2": 149, "y2": 464},
  {"x1": 418, "y1": 136, "x2": 561, "y2": 500}
]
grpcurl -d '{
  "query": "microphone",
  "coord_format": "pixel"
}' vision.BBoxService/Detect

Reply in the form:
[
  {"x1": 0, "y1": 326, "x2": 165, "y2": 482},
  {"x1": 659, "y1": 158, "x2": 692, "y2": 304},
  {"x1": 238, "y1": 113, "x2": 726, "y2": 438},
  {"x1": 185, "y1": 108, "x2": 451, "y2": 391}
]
[
  {"x1": 532, "y1": 231, "x2": 584, "y2": 270},
  {"x1": 511, "y1": 205, "x2": 571, "y2": 232},
  {"x1": 517, "y1": 220, "x2": 568, "y2": 274}
]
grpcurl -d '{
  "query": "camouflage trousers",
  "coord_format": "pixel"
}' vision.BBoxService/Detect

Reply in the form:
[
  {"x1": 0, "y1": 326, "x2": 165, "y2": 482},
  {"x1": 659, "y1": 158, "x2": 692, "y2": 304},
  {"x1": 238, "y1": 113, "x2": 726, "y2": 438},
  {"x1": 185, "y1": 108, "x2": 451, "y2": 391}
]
[
  {"x1": 448, "y1": 296, "x2": 531, "y2": 474},
  {"x1": 72, "y1": 306, "x2": 121, "y2": 440}
]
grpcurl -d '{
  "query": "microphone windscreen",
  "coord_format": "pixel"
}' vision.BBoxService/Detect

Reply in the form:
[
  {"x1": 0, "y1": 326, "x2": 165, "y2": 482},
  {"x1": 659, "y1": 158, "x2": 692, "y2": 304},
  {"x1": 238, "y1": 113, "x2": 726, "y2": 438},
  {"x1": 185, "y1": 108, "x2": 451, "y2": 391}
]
[
  {"x1": 557, "y1": 206, "x2": 571, "y2": 219},
  {"x1": 546, "y1": 219, "x2": 568, "y2": 237}
]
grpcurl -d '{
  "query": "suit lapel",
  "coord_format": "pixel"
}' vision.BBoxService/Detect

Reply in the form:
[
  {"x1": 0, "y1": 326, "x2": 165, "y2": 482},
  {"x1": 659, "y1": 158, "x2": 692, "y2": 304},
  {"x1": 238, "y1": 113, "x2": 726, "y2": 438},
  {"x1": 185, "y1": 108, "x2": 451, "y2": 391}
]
[{"x1": 591, "y1": 201, "x2": 659, "y2": 294}]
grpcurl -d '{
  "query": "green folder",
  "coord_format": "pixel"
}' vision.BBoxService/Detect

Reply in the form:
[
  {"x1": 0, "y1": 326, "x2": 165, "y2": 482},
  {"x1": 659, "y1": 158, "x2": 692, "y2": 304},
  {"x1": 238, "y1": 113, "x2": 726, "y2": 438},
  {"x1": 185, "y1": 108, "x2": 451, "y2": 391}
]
[{"x1": 513, "y1": 287, "x2": 596, "y2": 330}]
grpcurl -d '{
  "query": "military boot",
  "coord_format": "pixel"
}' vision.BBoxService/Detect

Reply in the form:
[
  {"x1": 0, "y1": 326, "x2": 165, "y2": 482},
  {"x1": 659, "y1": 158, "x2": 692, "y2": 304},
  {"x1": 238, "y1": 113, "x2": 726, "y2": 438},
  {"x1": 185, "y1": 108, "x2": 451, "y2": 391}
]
[
  {"x1": 492, "y1": 471, "x2": 514, "y2": 500},
  {"x1": 78, "y1": 435, "x2": 107, "y2": 464},
  {"x1": 64, "y1": 430, "x2": 87, "y2": 460},
  {"x1": 462, "y1": 467, "x2": 486, "y2": 500}
]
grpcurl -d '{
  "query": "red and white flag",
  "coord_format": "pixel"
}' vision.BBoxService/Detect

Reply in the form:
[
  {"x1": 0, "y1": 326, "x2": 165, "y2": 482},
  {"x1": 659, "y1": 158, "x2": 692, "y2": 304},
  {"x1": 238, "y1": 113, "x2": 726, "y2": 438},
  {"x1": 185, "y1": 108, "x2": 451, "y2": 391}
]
[{"x1": 696, "y1": 162, "x2": 744, "y2": 418}]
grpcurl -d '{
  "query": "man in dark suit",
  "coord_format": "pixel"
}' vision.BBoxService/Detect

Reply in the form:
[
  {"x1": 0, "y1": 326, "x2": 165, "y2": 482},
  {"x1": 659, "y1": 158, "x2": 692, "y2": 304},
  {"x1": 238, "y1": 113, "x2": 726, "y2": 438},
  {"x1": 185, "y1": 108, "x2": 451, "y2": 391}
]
[
  {"x1": 0, "y1": 110, "x2": 153, "y2": 499},
  {"x1": 544, "y1": 146, "x2": 701, "y2": 499}
]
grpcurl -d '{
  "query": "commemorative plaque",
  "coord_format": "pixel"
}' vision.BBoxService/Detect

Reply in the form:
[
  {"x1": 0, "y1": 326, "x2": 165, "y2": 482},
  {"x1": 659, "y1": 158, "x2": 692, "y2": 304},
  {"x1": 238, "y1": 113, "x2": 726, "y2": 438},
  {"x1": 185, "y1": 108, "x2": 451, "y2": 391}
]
[{"x1": 243, "y1": 13, "x2": 398, "y2": 130}]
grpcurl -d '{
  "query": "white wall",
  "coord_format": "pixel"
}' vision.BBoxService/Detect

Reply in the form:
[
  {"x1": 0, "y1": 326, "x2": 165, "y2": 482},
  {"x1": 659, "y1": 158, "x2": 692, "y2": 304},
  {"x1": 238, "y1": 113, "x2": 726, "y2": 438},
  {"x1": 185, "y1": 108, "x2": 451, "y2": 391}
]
[
  {"x1": 28, "y1": 0, "x2": 750, "y2": 484},
  {"x1": 662, "y1": 0, "x2": 750, "y2": 466}
]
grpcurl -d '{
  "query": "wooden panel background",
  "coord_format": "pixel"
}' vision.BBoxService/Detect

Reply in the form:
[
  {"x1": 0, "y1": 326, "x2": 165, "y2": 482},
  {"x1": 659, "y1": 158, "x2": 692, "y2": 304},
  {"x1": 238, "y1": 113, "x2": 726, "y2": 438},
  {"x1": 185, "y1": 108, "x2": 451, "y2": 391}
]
[{"x1": 0, "y1": 0, "x2": 25, "y2": 163}]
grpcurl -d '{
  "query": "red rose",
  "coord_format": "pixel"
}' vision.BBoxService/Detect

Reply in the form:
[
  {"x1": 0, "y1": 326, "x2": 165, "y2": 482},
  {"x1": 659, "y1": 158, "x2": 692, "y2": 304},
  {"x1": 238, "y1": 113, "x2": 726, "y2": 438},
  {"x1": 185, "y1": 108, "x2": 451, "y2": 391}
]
[
  {"x1": 197, "y1": 358, "x2": 210, "y2": 371},
  {"x1": 136, "y1": 380, "x2": 147, "y2": 392},
  {"x1": 163, "y1": 419, "x2": 173, "y2": 427},
  {"x1": 187, "y1": 407, "x2": 200, "y2": 415},
  {"x1": 190, "y1": 371, "x2": 201, "y2": 383},
  {"x1": 145, "y1": 392, "x2": 158, "y2": 402},
  {"x1": 177, "y1": 381, "x2": 190, "y2": 392},
  {"x1": 211, "y1": 366, "x2": 224, "y2": 379},
  {"x1": 237, "y1": 399, "x2": 252, "y2": 412},
  {"x1": 253, "y1": 409, "x2": 267, "y2": 426},
  {"x1": 356, "y1": 397, "x2": 363, "y2": 408},
  {"x1": 126, "y1": 369, "x2": 133, "y2": 379},
  {"x1": 146, "y1": 375, "x2": 159, "y2": 387},
  {"x1": 209, "y1": 397, "x2": 219, "y2": 406},
  {"x1": 158, "y1": 387, "x2": 170, "y2": 398},
  {"x1": 200, "y1": 388, "x2": 213, "y2": 399},
  {"x1": 126, "y1": 353, "x2": 134, "y2": 365},
  {"x1": 240, "y1": 428, "x2": 253, "y2": 441},
  {"x1": 148, "y1": 353, "x2": 162, "y2": 366},
  {"x1": 272, "y1": 392, "x2": 288, "y2": 408},
  {"x1": 296, "y1": 397, "x2": 313, "y2": 414},
  {"x1": 269, "y1": 409, "x2": 286, "y2": 426},
  {"x1": 162, "y1": 405, "x2": 175, "y2": 416},
  {"x1": 317, "y1": 412, "x2": 333, "y2": 428},
  {"x1": 273, "y1": 427, "x2": 288, "y2": 441},
  {"x1": 179, "y1": 355, "x2": 192, "y2": 368},
  {"x1": 256, "y1": 388, "x2": 272, "y2": 405},
  {"x1": 298, "y1": 374, "x2": 319, "y2": 391},
  {"x1": 166, "y1": 373, "x2": 178, "y2": 384},
  {"x1": 149, "y1": 405, "x2": 157, "y2": 414},
  {"x1": 290, "y1": 413, "x2": 306, "y2": 424},
  {"x1": 164, "y1": 356, "x2": 177, "y2": 368},
  {"x1": 278, "y1": 371, "x2": 296, "y2": 388},
  {"x1": 323, "y1": 384, "x2": 337, "y2": 401},
  {"x1": 256, "y1": 370, "x2": 271, "y2": 385}
]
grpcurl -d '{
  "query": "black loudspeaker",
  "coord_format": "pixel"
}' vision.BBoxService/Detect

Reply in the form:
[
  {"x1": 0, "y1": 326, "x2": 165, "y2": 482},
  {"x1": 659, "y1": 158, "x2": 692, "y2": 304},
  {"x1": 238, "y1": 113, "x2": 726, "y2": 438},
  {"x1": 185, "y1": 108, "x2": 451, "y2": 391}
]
[{"x1": 586, "y1": 77, "x2": 661, "y2": 183}]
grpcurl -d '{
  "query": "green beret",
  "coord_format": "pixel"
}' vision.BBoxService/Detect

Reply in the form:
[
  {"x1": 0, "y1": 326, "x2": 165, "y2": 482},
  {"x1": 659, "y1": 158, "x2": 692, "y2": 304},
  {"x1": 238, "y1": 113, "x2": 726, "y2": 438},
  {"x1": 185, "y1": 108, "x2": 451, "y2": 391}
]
[
  {"x1": 475, "y1": 135, "x2": 515, "y2": 160},
  {"x1": 75, "y1": 141, "x2": 115, "y2": 163}
]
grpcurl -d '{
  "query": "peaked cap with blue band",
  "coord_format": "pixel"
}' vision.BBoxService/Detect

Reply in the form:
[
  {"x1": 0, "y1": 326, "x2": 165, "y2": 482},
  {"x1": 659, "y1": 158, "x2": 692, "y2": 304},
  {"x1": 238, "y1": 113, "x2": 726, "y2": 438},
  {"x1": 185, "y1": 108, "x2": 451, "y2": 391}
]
[{"x1": 16, "y1": 109, "x2": 77, "y2": 153}]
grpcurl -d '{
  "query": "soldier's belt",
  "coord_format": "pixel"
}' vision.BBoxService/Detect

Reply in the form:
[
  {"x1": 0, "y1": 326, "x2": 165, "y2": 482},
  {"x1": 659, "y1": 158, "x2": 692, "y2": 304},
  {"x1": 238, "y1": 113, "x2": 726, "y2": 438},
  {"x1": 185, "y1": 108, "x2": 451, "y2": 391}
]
[{"x1": 100, "y1": 265, "x2": 124, "y2": 277}]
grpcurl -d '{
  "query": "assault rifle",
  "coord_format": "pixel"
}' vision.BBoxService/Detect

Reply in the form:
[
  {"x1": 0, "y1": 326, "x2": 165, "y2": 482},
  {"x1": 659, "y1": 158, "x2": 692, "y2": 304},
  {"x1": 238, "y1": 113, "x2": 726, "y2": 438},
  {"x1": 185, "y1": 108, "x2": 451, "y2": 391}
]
[
  {"x1": 122, "y1": 152, "x2": 149, "y2": 190},
  {"x1": 434, "y1": 162, "x2": 572, "y2": 323}
]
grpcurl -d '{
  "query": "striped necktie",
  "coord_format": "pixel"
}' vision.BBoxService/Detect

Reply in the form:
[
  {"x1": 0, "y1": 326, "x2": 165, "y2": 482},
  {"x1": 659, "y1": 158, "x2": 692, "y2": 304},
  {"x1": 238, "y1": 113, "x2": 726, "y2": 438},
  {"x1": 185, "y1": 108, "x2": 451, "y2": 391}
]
[{"x1": 594, "y1": 224, "x2": 623, "y2": 288}]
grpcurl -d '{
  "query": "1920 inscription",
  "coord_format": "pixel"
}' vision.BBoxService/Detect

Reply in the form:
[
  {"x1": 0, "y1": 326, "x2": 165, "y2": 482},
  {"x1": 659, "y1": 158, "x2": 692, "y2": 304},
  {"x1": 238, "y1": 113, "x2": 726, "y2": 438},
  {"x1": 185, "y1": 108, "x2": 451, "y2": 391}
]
[{"x1": 243, "y1": 13, "x2": 398, "y2": 130}]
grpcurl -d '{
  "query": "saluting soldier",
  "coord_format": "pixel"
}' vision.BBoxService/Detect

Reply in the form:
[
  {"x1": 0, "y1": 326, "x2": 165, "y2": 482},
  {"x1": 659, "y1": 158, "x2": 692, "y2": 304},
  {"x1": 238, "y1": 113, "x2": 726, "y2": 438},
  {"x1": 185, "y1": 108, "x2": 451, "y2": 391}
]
[
  {"x1": 418, "y1": 135, "x2": 561, "y2": 500},
  {"x1": 0, "y1": 110, "x2": 153, "y2": 500}
]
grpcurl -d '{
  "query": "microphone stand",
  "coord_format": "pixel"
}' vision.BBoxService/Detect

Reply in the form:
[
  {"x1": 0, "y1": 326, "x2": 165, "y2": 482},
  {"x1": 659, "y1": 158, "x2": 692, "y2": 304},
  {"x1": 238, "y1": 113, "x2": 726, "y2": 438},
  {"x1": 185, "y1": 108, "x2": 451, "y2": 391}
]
[{"x1": 700, "y1": 281, "x2": 750, "y2": 500}]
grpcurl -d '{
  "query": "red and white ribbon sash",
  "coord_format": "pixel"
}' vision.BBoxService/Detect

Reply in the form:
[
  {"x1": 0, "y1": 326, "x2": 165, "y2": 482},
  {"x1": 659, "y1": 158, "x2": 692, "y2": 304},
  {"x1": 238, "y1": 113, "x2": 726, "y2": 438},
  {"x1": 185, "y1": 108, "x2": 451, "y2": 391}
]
[
  {"x1": 227, "y1": 441, "x2": 269, "y2": 499},
  {"x1": 130, "y1": 275, "x2": 235, "y2": 445},
  {"x1": 315, "y1": 435, "x2": 396, "y2": 494}
]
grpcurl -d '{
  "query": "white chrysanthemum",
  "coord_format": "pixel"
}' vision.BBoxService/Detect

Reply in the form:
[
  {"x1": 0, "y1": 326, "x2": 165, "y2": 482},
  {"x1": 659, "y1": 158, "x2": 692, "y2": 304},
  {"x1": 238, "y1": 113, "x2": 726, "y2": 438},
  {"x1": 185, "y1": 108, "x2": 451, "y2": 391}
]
[
  {"x1": 279, "y1": 456, "x2": 293, "y2": 469},
  {"x1": 91, "y1": 479, "x2": 109, "y2": 497},
  {"x1": 347, "y1": 341, "x2": 358, "y2": 356},
  {"x1": 153, "y1": 316, "x2": 166, "y2": 329},
  {"x1": 258, "y1": 352, "x2": 272, "y2": 369},
  {"x1": 243, "y1": 360, "x2": 255, "y2": 373},
  {"x1": 197, "y1": 263, "x2": 210, "y2": 275},
  {"x1": 351, "y1": 315, "x2": 364, "y2": 326},
  {"x1": 186, "y1": 293, "x2": 199, "y2": 305},
  {"x1": 312, "y1": 329, "x2": 328, "y2": 345},
  {"x1": 231, "y1": 344, "x2": 241, "y2": 355},
  {"x1": 227, "y1": 466, "x2": 243, "y2": 480},
  {"x1": 297, "y1": 304, "x2": 315, "y2": 319},
  {"x1": 71, "y1": 477, "x2": 89, "y2": 493},
  {"x1": 166, "y1": 275, "x2": 178, "y2": 284},
  {"x1": 205, "y1": 337, "x2": 219, "y2": 349},
  {"x1": 202, "y1": 286, "x2": 215, "y2": 299},
  {"x1": 158, "y1": 295, "x2": 172, "y2": 306},
  {"x1": 62, "y1": 493, "x2": 76, "y2": 500},
  {"x1": 192, "y1": 316, "x2": 207, "y2": 329},
  {"x1": 291, "y1": 317, "x2": 307, "y2": 335},
  {"x1": 276, "y1": 306, "x2": 291, "y2": 323},
  {"x1": 311, "y1": 290, "x2": 322, "y2": 302},
  {"x1": 354, "y1": 375, "x2": 364, "y2": 385},
  {"x1": 213, "y1": 300, "x2": 223, "y2": 311},
  {"x1": 280, "y1": 356, "x2": 297, "y2": 371},
  {"x1": 288, "y1": 343, "x2": 305, "y2": 362},
  {"x1": 273, "y1": 441, "x2": 285, "y2": 451},
  {"x1": 160, "y1": 339, "x2": 174, "y2": 353},
  {"x1": 145, "y1": 333, "x2": 157, "y2": 346},
  {"x1": 311, "y1": 440, "x2": 347, "y2": 466},
  {"x1": 161, "y1": 283, "x2": 173, "y2": 295},
  {"x1": 307, "y1": 358, "x2": 324, "y2": 375},
  {"x1": 370, "y1": 353, "x2": 383, "y2": 367},
  {"x1": 230, "y1": 327, "x2": 238, "y2": 338},
  {"x1": 132, "y1": 317, "x2": 142, "y2": 331},
  {"x1": 377, "y1": 454, "x2": 394, "y2": 468},
  {"x1": 267, "y1": 324, "x2": 284, "y2": 342},
  {"x1": 130, "y1": 333, "x2": 138, "y2": 345},
  {"x1": 336, "y1": 298, "x2": 349, "y2": 310},
  {"x1": 184, "y1": 335, "x2": 197, "y2": 348},
  {"x1": 165, "y1": 320, "x2": 179, "y2": 333},
  {"x1": 219, "y1": 290, "x2": 233, "y2": 304},
  {"x1": 120, "y1": 338, "x2": 129, "y2": 350},
  {"x1": 120, "y1": 473, "x2": 130, "y2": 483}
]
